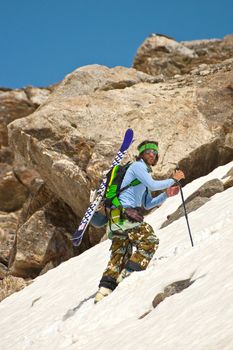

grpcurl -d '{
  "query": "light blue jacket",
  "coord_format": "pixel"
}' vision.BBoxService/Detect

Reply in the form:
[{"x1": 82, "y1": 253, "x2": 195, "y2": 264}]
[
  {"x1": 90, "y1": 159, "x2": 175, "y2": 229},
  {"x1": 119, "y1": 159, "x2": 175, "y2": 209}
]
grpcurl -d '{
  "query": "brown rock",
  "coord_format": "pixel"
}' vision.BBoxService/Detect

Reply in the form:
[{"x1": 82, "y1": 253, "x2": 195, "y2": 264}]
[
  {"x1": 139, "y1": 277, "x2": 195, "y2": 319},
  {"x1": 0, "y1": 163, "x2": 29, "y2": 212},
  {"x1": 18, "y1": 182, "x2": 53, "y2": 226},
  {"x1": 0, "y1": 211, "x2": 19, "y2": 264},
  {"x1": 0, "y1": 262, "x2": 8, "y2": 279},
  {"x1": 13, "y1": 165, "x2": 40, "y2": 190},
  {"x1": 0, "y1": 89, "x2": 35, "y2": 147},
  {"x1": 46, "y1": 64, "x2": 161, "y2": 101},
  {"x1": 8, "y1": 63, "x2": 233, "y2": 221},
  {"x1": 133, "y1": 34, "x2": 233, "y2": 78},
  {"x1": 152, "y1": 278, "x2": 195, "y2": 308},
  {"x1": 133, "y1": 34, "x2": 197, "y2": 77},
  {"x1": 0, "y1": 275, "x2": 29, "y2": 301},
  {"x1": 0, "y1": 146, "x2": 14, "y2": 164},
  {"x1": 9, "y1": 198, "x2": 76, "y2": 278}
]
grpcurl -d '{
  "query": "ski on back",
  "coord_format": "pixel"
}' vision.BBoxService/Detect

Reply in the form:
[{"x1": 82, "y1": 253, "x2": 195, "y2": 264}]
[{"x1": 72, "y1": 128, "x2": 134, "y2": 246}]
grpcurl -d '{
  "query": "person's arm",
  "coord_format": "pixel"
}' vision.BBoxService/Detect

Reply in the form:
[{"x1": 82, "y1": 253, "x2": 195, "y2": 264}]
[
  {"x1": 133, "y1": 162, "x2": 175, "y2": 191},
  {"x1": 143, "y1": 191, "x2": 168, "y2": 209}
]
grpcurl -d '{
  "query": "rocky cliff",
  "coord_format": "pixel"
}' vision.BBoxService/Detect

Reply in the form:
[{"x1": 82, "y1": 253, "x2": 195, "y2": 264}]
[{"x1": 1, "y1": 34, "x2": 233, "y2": 300}]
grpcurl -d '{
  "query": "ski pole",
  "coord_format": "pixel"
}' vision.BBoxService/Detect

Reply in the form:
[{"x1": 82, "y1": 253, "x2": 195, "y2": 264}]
[{"x1": 174, "y1": 179, "x2": 194, "y2": 247}]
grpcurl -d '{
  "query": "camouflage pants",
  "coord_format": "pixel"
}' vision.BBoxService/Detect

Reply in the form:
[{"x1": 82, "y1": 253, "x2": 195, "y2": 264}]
[{"x1": 101, "y1": 222, "x2": 159, "y2": 287}]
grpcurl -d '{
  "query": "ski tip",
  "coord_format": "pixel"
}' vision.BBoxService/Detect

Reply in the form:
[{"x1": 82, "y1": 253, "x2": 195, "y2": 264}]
[
  {"x1": 71, "y1": 234, "x2": 82, "y2": 247},
  {"x1": 119, "y1": 128, "x2": 134, "y2": 152},
  {"x1": 125, "y1": 128, "x2": 133, "y2": 137},
  {"x1": 72, "y1": 239, "x2": 81, "y2": 247}
]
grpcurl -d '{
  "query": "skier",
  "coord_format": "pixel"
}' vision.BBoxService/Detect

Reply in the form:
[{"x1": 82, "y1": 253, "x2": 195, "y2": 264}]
[{"x1": 94, "y1": 140, "x2": 185, "y2": 303}]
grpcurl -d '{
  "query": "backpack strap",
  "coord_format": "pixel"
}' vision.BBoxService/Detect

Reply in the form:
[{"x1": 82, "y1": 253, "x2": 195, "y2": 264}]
[
  {"x1": 118, "y1": 178, "x2": 141, "y2": 195},
  {"x1": 109, "y1": 178, "x2": 141, "y2": 208}
]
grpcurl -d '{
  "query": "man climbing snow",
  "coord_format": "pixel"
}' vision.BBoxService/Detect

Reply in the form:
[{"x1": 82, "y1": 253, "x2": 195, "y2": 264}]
[{"x1": 94, "y1": 140, "x2": 185, "y2": 303}]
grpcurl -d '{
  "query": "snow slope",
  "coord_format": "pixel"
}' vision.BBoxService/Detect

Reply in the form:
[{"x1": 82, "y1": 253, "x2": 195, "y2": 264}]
[{"x1": 0, "y1": 162, "x2": 233, "y2": 350}]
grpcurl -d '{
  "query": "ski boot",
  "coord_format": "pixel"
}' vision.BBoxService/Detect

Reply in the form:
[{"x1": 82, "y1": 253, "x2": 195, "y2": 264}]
[{"x1": 94, "y1": 287, "x2": 112, "y2": 304}]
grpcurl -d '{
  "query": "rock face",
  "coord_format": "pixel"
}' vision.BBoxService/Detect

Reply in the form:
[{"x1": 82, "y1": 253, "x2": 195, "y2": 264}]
[
  {"x1": 133, "y1": 34, "x2": 233, "y2": 78},
  {"x1": 9, "y1": 198, "x2": 75, "y2": 278},
  {"x1": 8, "y1": 181, "x2": 78, "y2": 278},
  {"x1": 8, "y1": 62, "x2": 233, "y2": 212},
  {"x1": 0, "y1": 87, "x2": 52, "y2": 292}
]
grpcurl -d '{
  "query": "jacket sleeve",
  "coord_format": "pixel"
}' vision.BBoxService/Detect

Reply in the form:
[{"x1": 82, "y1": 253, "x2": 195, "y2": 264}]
[
  {"x1": 133, "y1": 162, "x2": 175, "y2": 191},
  {"x1": 143, "y1": 191, "x2": 168, "y2": 209}
]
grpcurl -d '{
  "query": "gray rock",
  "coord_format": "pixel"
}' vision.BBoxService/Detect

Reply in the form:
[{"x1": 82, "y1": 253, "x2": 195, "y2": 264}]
[
  {"x1": 161, "y1": 179, "x2": 224, "y2": 228},
  {"x1": 161, "y1": 197, "x2": 210, "y2": 228},
  {"x1": 183, "y1": 179, "x2": 224, "y2": 204}
]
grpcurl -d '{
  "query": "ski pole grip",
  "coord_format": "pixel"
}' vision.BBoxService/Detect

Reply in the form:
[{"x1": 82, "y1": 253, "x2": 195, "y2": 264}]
[{"x1": 172, "y1": 178, "x2": 181, "y2": 187}]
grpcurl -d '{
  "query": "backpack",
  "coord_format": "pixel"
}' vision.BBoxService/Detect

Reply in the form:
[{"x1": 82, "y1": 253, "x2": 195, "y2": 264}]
[{"x1": 103, "y1": 162, "x2": 141, "y2": 209}]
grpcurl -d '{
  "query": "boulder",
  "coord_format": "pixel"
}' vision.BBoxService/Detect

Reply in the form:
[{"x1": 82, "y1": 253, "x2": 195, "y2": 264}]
[
  {"x1": 0, "y1": 86, "x2": 51, "y2": 282},
  {"x1": 0, "y1": 87, "x2": 50, "y2": 148},
  {"x1": 0, "y1": 89, "x2": 35, "y2": 147},
  {"x1": 180, "y1": 178, "x2": 224, "y2": 204},
  {"x1": 133, "y1": 34, "x2": 233, "y2": 78},
  {"x1": 8, "y1": 63, "x2": 233, "y2": 223},
  {"x1": 161, "y1": 179, "x2": 224, "y2": 228},
  {"x1": 161, "y1": 197, "x2": 210, "y2": 229},
  {"x1": 9, "y1": 197, "x2": 76, "y2": 278}
]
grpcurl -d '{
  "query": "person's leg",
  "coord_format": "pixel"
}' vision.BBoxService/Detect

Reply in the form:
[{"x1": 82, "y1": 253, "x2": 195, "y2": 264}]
[
  {"x1": 95, "y1": 233, "x2": 130, "y2": 302},
  {"x1": 117, "y1": 222, "x2": 159, "y2": 282}
]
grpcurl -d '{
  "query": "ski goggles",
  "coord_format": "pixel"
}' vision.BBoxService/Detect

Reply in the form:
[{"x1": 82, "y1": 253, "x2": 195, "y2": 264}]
[
  {"x1": 138, "y1": 143, "x2": 159, "y2": 154},
  {"x1": 144, "y1": 149, "x2": 158, "y2": 157}
]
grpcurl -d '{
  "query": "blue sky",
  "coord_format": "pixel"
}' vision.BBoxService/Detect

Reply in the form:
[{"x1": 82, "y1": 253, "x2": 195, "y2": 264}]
[{"x1": 1, "y1": 0, "x2": 232, "y2": 89}]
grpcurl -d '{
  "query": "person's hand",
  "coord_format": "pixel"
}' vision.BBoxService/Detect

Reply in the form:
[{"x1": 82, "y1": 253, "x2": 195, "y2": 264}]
[
  {"x1": 172, "y1": 169, "x2": 185, "y2": 182},
  {"x1": 166, "y1": 185, "x2": 180, "y2": 197}
]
